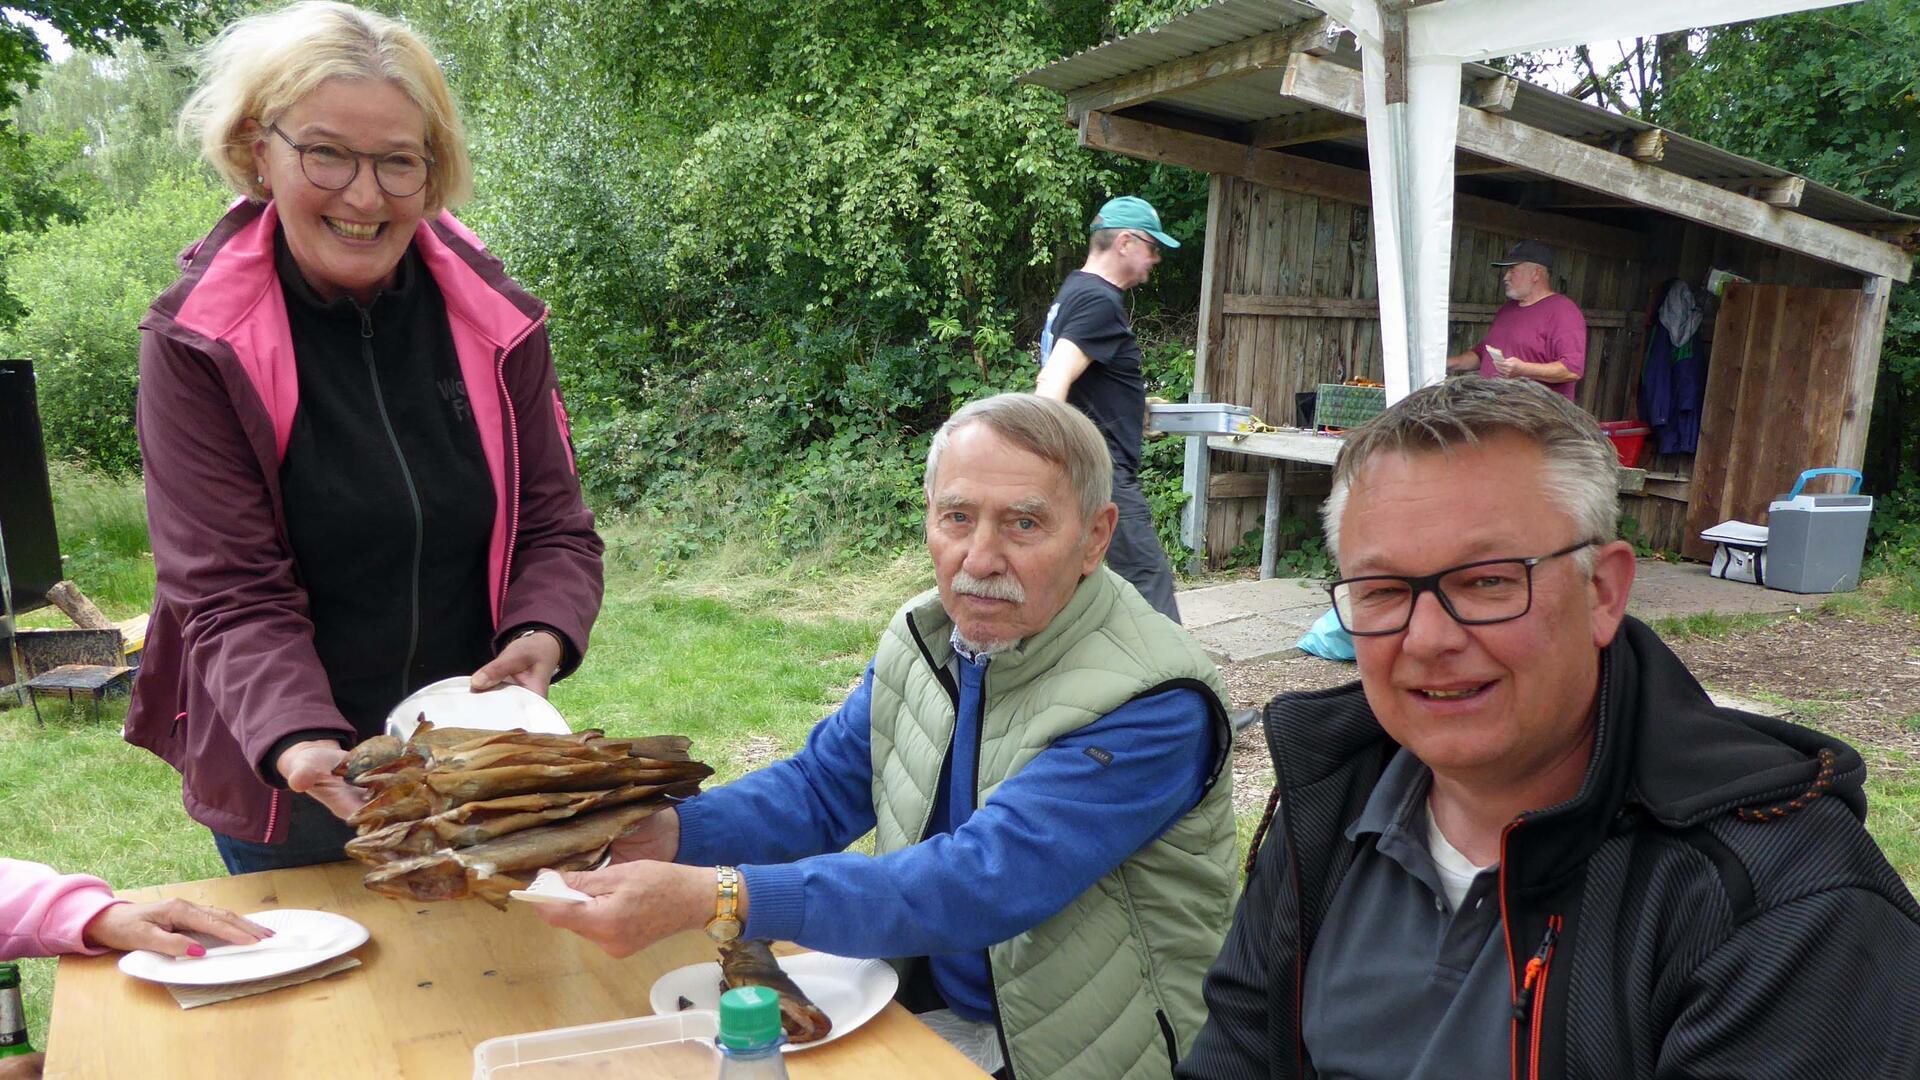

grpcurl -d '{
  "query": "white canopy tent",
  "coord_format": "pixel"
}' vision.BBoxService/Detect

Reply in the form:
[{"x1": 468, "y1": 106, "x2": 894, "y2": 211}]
[{"x1": 1309, "y1": 0, "x2": 1864, "y2": 402}]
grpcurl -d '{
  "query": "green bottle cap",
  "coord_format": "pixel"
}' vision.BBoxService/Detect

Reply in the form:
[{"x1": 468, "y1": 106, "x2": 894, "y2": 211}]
[
  {"x1": 0, "y1": 965, "x2": 16, "y2": 991},
  {"x1": 717, "y1": 985, "x2": 783, "y2": 1050}
]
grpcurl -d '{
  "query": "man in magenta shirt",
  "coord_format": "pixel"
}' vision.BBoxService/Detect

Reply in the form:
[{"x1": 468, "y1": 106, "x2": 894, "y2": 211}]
[{"x1": 1446, "y1": 239, "x2": 1587, "y2": 400}]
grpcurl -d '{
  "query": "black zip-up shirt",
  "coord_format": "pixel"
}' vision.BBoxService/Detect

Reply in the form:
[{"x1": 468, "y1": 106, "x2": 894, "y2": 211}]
[{"x1": 274, "y1": 234, "x2": 496, "y2": 744}]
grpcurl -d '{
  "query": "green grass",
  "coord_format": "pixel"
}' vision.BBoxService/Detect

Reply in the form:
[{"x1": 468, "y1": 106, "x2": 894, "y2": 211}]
[
  {"x1": 16, "y1": 460, "x2": 155, "y2": 625},
  {"x1": 1866, "y1": 756, "x2": 1920, "y2": 886},
  {"x1": 1647, "y1": 610, "x2": 1783, "y2": 641},
  {"x1": 1874, "y1": 555, "x2": 1920, "y2": 616}
]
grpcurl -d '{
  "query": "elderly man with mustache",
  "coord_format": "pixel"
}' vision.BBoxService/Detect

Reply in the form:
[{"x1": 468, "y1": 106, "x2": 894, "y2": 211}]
[{"x1": 540, "y1": 393, "x2": 1237, "y2": 1080}]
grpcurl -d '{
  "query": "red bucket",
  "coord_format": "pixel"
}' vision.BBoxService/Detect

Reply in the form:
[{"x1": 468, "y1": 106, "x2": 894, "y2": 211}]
[{"x1": 1598, "y1": 421, "x2": 1650, "y2": 468}]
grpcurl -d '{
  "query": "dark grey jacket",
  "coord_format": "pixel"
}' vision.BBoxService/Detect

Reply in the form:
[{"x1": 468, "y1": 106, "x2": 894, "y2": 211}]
[{"x1": 1179, "y1": 617, "x2": 1920, "y2": 1079}]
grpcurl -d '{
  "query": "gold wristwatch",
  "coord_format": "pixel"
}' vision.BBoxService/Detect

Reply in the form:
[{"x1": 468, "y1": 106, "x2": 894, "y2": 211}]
[{"x1": 704, "y1": 866, "x2": 742, "y2": 942}]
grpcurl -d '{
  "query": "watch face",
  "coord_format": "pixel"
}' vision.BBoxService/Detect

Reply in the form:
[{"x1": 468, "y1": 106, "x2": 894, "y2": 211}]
[{"x1": 706, "y1": 919, "x2": 741, "y2": 943}]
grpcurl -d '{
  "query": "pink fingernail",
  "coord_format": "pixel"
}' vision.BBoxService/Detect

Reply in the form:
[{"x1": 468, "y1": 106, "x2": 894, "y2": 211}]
[{"x1": 187, "y1": 943, "x2": 206, "y2": 957}]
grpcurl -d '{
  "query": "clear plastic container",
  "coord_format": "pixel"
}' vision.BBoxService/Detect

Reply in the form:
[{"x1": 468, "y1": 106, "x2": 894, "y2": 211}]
[{"x1": 472, "y1": 1010, "x2": 721, "y2": 1079}]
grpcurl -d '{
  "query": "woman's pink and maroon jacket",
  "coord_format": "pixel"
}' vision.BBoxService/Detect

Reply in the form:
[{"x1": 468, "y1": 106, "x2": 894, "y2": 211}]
[{"x1": 127, "y1": 199, "x2": 603, "y2": 843}]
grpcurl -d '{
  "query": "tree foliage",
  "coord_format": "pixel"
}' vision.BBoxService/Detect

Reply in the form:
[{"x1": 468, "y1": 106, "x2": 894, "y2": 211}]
[
  {"x1": 394, "y1": 0, "x2": 1211, "y2": 563},
  {"x1": 0, "y1": 0, "x2": 226, "y2": 113},
  {"x1": 15, "y1": 36, "x2": 200, "y2": 206},
  {"x1": 0, "y1": 171, "x2": 229, "y2": 473}
]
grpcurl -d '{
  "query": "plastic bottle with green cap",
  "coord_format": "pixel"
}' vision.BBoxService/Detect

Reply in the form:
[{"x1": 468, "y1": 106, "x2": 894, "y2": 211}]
[
  {"x1": 715, "y1": 985, "x2": 790, "y2": 1078},
  {"x1": 0, "y1": 963, "x2": 35, "y2": 1059}
]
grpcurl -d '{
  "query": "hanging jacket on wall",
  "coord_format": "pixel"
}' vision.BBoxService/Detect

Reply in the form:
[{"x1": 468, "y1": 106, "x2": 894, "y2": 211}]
[{"x1": 1637, "y1": 280, "x2": 1709, "y2": 455}]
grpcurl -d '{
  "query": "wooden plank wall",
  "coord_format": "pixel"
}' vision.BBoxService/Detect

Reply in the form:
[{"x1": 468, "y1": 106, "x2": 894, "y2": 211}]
[
  {"x1": 1680, "y1": 283, "x2": 1867, "y2": 560},
  {"x1": 1622, "y1": 224, "x2": 1874, "y2": 552},
  {"x1": 1201, "y1": 173, "x2": 1655, "y2": 565}
]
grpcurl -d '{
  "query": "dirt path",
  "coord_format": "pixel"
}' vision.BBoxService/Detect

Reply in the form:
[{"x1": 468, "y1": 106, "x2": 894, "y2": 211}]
[{"x1": 1219, "y1": 606, "x2": 1920, "y2": 811}]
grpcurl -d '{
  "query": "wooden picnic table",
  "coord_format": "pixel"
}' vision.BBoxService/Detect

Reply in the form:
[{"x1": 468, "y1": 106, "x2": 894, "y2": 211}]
[{"x1": 42, "y1": 860, "x2": 989, "y2": 1079}]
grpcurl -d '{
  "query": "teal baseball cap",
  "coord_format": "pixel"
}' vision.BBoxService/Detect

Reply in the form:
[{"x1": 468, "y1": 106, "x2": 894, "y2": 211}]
[{"x1": 1091, "y1": 196, "x2": 1180, "y2": 249}]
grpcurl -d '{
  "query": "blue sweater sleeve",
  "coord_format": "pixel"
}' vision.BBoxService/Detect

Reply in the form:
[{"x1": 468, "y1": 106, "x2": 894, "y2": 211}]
[
  {"x1": 674, "y1": 664, "x2": 880, "y2": 868},
  {"x1": 738, "y1": 687, "x2": 1217, "y2": 955}
]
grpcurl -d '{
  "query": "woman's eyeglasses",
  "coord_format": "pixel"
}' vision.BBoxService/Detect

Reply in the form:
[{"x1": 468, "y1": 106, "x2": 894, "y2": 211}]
[{"x1": 266, "y1": 123, "x2": 434, "y2": 199}]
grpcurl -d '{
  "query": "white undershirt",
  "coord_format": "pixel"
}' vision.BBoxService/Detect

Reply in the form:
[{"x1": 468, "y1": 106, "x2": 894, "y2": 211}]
[{"x1": 1425, "y1": 804, "x2": 1496, "y2": 912}]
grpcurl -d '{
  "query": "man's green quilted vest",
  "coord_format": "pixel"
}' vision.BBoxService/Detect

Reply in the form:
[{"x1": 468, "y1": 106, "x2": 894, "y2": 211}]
[{"x1": 869, "y1": 566, "x2": 1236, "y2": 1080}]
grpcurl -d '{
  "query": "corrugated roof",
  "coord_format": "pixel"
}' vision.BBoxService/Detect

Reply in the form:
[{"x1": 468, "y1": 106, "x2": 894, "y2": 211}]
[
  {"x1": 1021, "y1": 0, "x2": 1329, "y2": 92},
  {"x1": 1020, "y1": 0, "x2": 1914, "y2": 227}
]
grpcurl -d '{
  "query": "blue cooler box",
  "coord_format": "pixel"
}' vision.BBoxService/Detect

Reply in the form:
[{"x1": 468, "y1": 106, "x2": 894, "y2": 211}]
[{"x1": 1765, "y1": 468, "x2": 1872, "y2": 594}]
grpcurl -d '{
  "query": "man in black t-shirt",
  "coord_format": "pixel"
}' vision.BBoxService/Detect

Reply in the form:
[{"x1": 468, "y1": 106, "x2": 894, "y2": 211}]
[{"x1": 1036, "y1": 195, "x2": 1182, "y2": 622}]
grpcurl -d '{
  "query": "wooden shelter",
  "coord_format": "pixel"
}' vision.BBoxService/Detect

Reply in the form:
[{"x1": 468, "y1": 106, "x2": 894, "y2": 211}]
[{"x1": 1022, "y1": 0, "x2": 1916, "y2": 564}]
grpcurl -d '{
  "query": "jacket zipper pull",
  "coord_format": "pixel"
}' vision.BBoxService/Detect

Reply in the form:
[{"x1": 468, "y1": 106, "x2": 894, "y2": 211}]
[
  {"x1": 358, "y1": 306, "x2": 373, "y2": 339},
  {"x1": 1510, "y1": 921, "x2": 1560, "y2": 1020}
]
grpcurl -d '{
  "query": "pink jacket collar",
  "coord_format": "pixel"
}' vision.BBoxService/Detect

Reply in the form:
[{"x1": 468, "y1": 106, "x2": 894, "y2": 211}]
[{"x1": 153, "y1": 199, "x2": 546, "y2": 461}]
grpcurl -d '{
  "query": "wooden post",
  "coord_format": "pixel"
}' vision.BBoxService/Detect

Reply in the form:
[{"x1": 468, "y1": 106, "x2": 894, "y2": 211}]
[
  {"x1": 1835, "y1": 275, "x2": 1893, "y2": 472},
  {"x1": 1261, "y1": 462, "x2": 1284, "y2": 581}
]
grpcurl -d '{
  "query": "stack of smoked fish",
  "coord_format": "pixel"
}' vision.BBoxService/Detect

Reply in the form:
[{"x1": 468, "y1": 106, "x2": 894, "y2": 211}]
[{"x1": 334, "y1": 721, "x2": 713, "y2": 908}]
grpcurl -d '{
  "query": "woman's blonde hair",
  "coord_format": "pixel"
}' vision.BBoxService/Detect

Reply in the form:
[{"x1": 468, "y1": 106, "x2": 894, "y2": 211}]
[{"x1": 178, "y1": 1, "x2": 472, "y2": 212}]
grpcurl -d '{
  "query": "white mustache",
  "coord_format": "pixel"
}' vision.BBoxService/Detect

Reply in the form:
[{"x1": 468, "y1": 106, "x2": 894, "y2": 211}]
[{"x1": 952, "y1": 569, "x2": 1025, "y2": 603}]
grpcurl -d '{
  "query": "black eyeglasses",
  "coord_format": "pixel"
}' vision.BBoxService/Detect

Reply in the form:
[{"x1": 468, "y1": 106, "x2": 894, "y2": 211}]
[
  {"x1": 1126, "y1": 230, "x2": 1160, "y2": 253},
  {"x1": 265, "y1": 122, "x2": 434, "y2": 199},
  {"x1": 1326, "y1": 540, "x2": 1600, "y2": 637}
]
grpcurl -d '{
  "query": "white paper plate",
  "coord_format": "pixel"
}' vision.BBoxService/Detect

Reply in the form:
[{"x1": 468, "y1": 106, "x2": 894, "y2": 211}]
[
  {"x1": 647, "y1": 951, "x2": 898, "y2": 1053},
  {"x1": 384, "y1": 676, "x2": 569, "y2": 741},
  {"x1": 118, "y1": 908, "x2": 369, "y2": 987}
]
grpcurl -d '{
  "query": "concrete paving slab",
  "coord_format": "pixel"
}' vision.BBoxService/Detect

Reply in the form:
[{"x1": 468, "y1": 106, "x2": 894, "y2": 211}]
[
  {"x1": 1176, "y1": 558, "x2": 1824, "y2": 666},
  {"x1": 1195, "y1": 611, "x2": 1325, "y2": 665},
  {"x1": 1624, "y1": 560, "x2": 1810, "y2": 622},
  {"x1": 1179, "y1": 576, "x2": 1327, "y2": 630}
]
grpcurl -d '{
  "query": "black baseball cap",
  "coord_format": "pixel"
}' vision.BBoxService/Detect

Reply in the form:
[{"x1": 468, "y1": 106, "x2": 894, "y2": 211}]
[{"x1": 1491, "y1": 239, "x2": 1554, "y2": 270}]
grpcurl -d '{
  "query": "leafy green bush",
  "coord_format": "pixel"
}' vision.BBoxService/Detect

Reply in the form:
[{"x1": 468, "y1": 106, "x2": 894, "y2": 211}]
[
  {"x1": 0, "y1": 171, "x2": 228, "y2": 473},
  {"x1": 1226, "y1": 516, "x2": 1336, "y2": 580},
  {"x1": 391, "y1": 0, "x2": 1210, "y2": 569},
  {"x1": 1139, "y1": 335, "x2": 1197, "y2": 560}
]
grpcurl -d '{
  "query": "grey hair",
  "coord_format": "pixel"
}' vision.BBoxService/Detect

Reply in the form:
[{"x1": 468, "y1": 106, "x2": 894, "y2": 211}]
[
  {"x1": 1321, "y1": 378, "x2": 1618, "y2": 573},
  {"x1": 925, "y1": 393, "x2": 1113, "y2": 522}
]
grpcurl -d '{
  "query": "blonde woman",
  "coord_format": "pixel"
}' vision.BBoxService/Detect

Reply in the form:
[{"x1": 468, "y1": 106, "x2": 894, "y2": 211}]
[{"x1": 128, "y1": 1, "x2": 603, "y2": 874}]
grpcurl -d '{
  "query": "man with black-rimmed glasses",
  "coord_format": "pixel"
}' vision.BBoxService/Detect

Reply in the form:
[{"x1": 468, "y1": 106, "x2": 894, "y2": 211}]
[{"x1": 1178, "y1": 377, "x2": 1920, "y2": 1080}]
